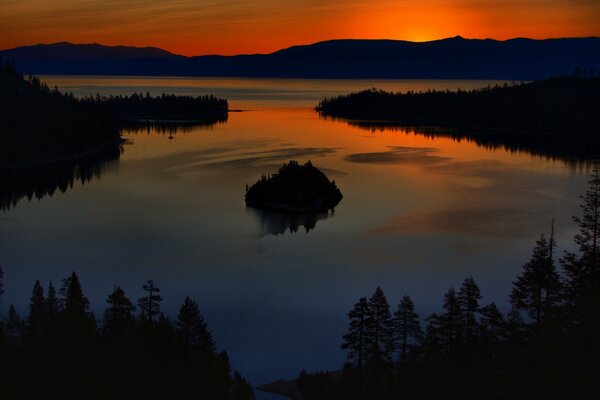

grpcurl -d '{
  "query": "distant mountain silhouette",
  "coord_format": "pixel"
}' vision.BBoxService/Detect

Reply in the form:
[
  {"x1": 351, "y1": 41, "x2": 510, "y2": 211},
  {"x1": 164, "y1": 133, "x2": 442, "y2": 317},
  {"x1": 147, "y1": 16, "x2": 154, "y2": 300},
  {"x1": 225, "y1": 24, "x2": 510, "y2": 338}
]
[{"x1": 2, "y1": 37, "x2": 599, "y2": 79}]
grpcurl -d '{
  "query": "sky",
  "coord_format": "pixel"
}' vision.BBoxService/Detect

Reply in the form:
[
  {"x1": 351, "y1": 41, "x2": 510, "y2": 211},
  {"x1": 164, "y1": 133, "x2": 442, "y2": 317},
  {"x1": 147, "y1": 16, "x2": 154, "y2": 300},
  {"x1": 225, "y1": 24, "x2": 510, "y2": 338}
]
[{"x1": 1, "y1": 0, "x2": 599, "y2": 56}]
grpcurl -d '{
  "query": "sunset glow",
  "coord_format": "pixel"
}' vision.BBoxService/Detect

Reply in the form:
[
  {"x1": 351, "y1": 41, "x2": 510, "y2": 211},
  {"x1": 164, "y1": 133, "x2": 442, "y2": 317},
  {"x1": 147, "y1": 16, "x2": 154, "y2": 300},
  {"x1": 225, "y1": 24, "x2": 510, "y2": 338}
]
[{"x1": 1, "y1": 0, "x2": 599, "y2": 55}]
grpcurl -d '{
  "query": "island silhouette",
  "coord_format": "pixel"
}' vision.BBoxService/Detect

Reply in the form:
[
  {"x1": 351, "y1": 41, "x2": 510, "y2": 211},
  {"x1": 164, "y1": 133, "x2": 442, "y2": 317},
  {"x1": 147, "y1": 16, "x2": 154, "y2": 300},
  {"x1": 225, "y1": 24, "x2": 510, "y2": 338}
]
[{"x1": 245, "y1": 160, "x2": 343, "y2": 214}]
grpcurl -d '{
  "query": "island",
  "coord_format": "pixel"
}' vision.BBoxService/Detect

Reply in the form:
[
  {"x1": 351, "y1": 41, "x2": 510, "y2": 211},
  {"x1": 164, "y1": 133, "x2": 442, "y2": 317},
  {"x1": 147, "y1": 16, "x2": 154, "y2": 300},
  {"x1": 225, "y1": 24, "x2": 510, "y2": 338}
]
[{"x1": 245, "y1": 161, "x2": 343, "y2": 214}]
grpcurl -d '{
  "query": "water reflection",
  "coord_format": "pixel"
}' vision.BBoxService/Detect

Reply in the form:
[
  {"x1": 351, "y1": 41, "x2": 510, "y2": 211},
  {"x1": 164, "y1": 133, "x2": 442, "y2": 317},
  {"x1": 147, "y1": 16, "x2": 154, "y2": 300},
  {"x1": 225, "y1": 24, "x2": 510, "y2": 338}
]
[
  {"x1": 0, "y1": 145, "x2": 122, "y2": 211},
  {"x1": 336, "y1": 120, "x2": 600, "y2": 164},
  {"x1": 124, "y1": 116, "x2": 228, "y2": 136},
  {"x1": 248, "y1": 207, "x2": 334, "y2": 236}
]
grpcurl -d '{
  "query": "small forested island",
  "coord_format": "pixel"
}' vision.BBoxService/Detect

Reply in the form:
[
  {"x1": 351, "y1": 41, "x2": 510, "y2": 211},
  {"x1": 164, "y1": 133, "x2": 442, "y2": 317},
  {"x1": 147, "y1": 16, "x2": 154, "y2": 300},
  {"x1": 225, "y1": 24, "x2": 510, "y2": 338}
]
[
  {"x1": 0, "y1": 61, "x2": 228, "y2": 166},
  {"x1": 316, "y1": 76, "x2": 600, "y2": 140},
  {"x1": 245, "y1": 161, "x2": 343, "y2": 214}
]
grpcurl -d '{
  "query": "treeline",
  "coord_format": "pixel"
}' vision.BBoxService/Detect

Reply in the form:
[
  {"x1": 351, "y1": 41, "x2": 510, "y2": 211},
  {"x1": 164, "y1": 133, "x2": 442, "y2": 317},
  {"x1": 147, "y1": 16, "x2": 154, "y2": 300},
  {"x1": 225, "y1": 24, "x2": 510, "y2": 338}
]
[
  {"x1": 0, "y1": 61, "x2": 120, "y2": 165},
  {"x1": 0, "y1": 60, "x2": 228, "y2": 165},
  {"x1": 296, "y1": 169, "x2": 600, "y2": 399},
  {"x1": 0, "y1": 271, "x2": 254, "y2": 400},
  {"x1": 316, "y1": 77, "x2": 600, "y2": 140},
  {"x1": 81, "y1": 92, "x2": 228, "y2": 122}
]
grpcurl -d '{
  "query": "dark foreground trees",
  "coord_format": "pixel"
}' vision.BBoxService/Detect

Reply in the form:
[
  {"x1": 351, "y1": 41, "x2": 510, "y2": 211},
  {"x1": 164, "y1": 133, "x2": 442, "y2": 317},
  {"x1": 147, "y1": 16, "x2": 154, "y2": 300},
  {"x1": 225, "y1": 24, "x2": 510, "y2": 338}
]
[
  {"x1": 0, "y1": 272, "x2": 254, "y2": 400},
  {"x1": 298, "y1": 167, "x2": 600, "y2": 400}
]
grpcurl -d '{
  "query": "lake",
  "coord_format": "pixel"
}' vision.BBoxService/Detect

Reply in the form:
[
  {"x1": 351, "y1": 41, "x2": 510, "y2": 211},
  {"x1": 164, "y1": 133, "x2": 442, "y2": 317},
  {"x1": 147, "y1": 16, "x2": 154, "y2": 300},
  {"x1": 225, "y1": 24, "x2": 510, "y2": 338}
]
[{"x1": 0, "y1": 76, "x2": 592, "y2": 397}]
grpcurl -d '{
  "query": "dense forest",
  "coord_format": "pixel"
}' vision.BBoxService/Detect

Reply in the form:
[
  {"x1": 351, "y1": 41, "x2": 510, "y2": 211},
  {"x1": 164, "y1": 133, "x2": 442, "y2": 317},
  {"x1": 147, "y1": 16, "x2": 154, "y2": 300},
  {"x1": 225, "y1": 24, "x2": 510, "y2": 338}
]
[
  {"x1": 0, "y1": 270, "x2": 255, "y2": 400},
  {"x1": 0, "y1": 61, "x2": 228, "y2": 165},
  {"x1": 271, "y1": 168, "x2": 600, "y2": 399},
  {"x1": 316, "y1": 76, "x2": 600, "y2": 142},
  {"x1": 0, "y1": 61, "x2": 120, "y2": 165}
]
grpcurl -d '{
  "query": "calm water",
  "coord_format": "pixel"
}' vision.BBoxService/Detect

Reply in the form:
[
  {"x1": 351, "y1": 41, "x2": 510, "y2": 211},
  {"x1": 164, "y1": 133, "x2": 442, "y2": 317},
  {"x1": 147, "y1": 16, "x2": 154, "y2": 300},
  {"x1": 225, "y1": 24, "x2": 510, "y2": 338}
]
[{"x1": 0, "y1": 76, "x2": 592, "y2": 395}]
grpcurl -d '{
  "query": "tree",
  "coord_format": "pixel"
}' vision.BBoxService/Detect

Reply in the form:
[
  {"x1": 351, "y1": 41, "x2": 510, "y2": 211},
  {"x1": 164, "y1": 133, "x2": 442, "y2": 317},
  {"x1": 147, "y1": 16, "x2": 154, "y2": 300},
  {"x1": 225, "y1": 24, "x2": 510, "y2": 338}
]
[
  {"x1": 367, "y1": 287, "x2": 394, "y2": 363},
  {"x1": 561, "y1": 168, "x2": 600, "y2": 325},
  {"x1": 137, "y1": 280, "x2": 163, "y2": 324},
  {"x1": 103, "y1": 286, "x2": 135, "y2": 337},
  {"x1": 0, "y1": 264, "x2": 4, "y2": 302},
  {"x1": 45, "y1": 282, "x2": 60, "y2": 321},
  {"x1": 393, "y1": 295, "x2": 422, "y2": 364},
  {"x1": 175, "y1": 296, "x2": 216, "y2": 361},
  {"x1": 27, "y1": 280, "x2": 46, "y2": 338},
  {"x1": 5, "y1": 305, "x2": 23, "y2": 337},
  {"x1": 341, "y1": 297, "x2": 371, "y2": 369},
  {"x1": 60, "y1": 272, "x2": 95, "y2": 337},
  {"x1": 440, "y1": 286, "x2": 463, "y2": 348},
  {"x1": 457, "y1": 277, "x2": 482, "y2": 340},
  {"x1": 231, "y1": 370, "x2": 255, "y2": 400},
  {"x1": 511, "y1": 233, "x2": 562, "y2": 327},
  {"x1": 479, "y1": 302, "x2": 506, "y2": 343}
]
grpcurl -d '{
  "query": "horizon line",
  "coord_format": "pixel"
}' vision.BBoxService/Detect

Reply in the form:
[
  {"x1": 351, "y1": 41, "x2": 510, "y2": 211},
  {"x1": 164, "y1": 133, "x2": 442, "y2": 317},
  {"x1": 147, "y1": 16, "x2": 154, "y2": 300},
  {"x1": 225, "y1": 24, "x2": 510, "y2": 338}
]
[{"x1": 2, "y1": 35, "x2": 599, "y2": 58}]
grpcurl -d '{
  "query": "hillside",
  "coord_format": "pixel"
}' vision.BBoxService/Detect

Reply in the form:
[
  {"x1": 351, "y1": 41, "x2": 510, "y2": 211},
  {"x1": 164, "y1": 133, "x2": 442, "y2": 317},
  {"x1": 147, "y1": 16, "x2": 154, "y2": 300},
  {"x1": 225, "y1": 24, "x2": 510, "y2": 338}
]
[{"x1": 2, "y1": 37, "x2": 599, "y2": 79}]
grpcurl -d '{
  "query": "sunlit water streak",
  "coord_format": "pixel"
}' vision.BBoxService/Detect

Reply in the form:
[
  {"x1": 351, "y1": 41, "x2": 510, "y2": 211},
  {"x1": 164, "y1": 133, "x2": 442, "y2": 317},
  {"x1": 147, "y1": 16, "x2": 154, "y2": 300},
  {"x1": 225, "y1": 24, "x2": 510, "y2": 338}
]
[{"x1": 0, "y1": 76, "x2": 591, "y2": 396}]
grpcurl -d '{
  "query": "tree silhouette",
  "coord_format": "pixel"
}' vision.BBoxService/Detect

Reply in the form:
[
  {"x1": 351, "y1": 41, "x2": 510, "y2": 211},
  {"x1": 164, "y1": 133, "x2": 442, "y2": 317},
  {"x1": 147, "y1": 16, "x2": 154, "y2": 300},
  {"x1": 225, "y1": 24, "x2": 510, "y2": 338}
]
[
  {"x1": 561, "y1": 168, "x2": 600, "y2": 326},
  {"x1": 137, "y1": 280, "x2": 163, "y2": 324},
  {"x1": 457, "y1": 277, "x2": 482, "y2": 341},
  {"x1": 511, "y1": 233, "x2": 562, "y2": 328},
  {"x1": 440, "y1": 286, "x2": 463, "y2": 349},
  {"x1": 393, "y1": 295, "x2": 422, "y2": 364},
  {"x1": 231, "y1": 370, "x2": 256, "y2": 400},
  {"x1": 367, "y1": 287, "x2": 394, "y2": 364},
  {"x1": 60, "y1": 271, "x2": 95, "y2": 338},
  {"x1": 5, "y1": 305, "x2": 23, "y2": 338},
  {"x1": 27, "y1": 279, "x2": 46, "y2": 338},
  {"x1": 341, "y1": 297, "x2": 371, "y2": 370},
  {"x1": 175, "y1": 296, "x2": 216, "y2": 362},
  {"x1": 103, "y1": 286, "x2": 135, "y2": 338},
  {"x1": 0, "y1": 264, "x2": 4, "y2": 301}
]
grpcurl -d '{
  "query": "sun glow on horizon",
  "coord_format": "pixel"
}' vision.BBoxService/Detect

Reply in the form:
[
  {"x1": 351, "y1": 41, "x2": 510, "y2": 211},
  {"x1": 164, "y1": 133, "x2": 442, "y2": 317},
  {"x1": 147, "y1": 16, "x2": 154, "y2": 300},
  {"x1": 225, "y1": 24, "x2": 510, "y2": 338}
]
[{"x1": 0, "y1": 0, "x2": 598, "y2": 56}]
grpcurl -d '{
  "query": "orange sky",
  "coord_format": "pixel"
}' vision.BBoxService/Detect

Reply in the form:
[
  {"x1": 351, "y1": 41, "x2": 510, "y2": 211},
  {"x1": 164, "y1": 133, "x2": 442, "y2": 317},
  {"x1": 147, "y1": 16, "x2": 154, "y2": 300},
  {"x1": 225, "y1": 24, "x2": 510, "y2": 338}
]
[{"x1": 1, "y1": 0, "x2": 599, "y2": 56}]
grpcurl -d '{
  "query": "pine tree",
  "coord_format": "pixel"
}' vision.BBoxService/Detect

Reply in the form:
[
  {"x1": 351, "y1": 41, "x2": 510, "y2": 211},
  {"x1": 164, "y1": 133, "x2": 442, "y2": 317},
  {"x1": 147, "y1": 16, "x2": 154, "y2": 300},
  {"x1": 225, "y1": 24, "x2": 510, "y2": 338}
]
[
  {"x1": 137, "y1": 280, "x2": 163, "y2": 324},
  {"x1": 479, "y1": 302, "x2": 506, "y2": 342},
  {"x1": 60, "y1": 271, "x2": 95, "y2": 337},
  {"x1": 341, "y1": 297, "x2": 371, "y2": 369},
  {"x1": 5, "y1": 305, "x2": 23, "y2": 337},
  {"x1": 103, "y1": 286, "x2": 135, "y2": 337},
  {"x1": 367, "y1": 287, "x2": 394, "y2": 363},
  {"x1": 175, "y1": 296, "x2": 216, "y2": 361},
  {"x1": 440, "y1": 286, "x2": 463, "y2": 348},
  {"x1": 393, "y1": 295, "x2": 422, "y2": 364},
  {"x1": 0, "y1": 264, "x2": 4, "y2": 302},
  {"x1": 231, "y1": 370, "x2": 255, "y2": 400},
  {"x1": 27, "y1": 279, "x2": 46, "y2": 338},
  {"x1": 561, "y1": 168, "x2": 600, "y2": 325},
  {"x1": 45, "y1": 282, "x2": 60, "y2": 321},
  {"x1": 511, "y1": 233, "x2": 562, "y2": 327},
  {"x1": 457, "y1": 277, "x2": 482, "y2": 340}
]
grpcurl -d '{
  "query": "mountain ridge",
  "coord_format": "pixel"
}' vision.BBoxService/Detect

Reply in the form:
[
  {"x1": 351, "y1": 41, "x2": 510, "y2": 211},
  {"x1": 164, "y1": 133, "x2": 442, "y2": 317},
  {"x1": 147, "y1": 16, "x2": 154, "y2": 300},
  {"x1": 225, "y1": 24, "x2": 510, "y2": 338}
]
[{"x1": 2, "y1": 37, "x2": 599, "y2": 79}]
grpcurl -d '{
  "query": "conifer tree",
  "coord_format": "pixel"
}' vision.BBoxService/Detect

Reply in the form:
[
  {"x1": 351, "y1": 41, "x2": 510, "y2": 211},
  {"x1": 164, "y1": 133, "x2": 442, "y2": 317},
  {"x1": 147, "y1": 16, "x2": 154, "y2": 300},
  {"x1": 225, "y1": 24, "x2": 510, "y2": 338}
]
[
  {"x1": 103, "y1": 286, "x2": 135, "y2": 337},
  {"x1": 511, "y1": 233, "x2": 562, "y2": 327},
  {"x1": 440, "y1": 286, "x2": 463, "y2": 348},
  {"x1": 479, "y1": 302, "x2": 506, "y2": 342},
  {"x1": 27, "y1": 280, "x2": 46, "y2": 338},
  {"x1": 0, "y1": 264, "x2": 4, "y2": 302},
  {"x1": 5, "y1": 305, "x2": 23, "y2": 337},
  {"x1": 60, "y1": 272, "x2": 95, "y2": 337},
  {"x1": 138, "y1": 280, "x2": 163, "y2": 324},
  {"x1": 175, "y1": 296, "x2": 216, "y2": 361},
  {"x1": 458, "y1": 277, "x2": 482, "y2": 340},
  {"x1": 231, "y1": 370, "x2": 256, "y2": 400},
  {"x1": 45, "y1": 282, "x2": 60, "y2": 321},
  {"x1": 561, "y1": 168, "x2": 600, "y2": 325},
  {"x1": 367, "y1": 287, "x2": 394, "y2": 363},
  {"x1": 341, "y1": 297, "x2": 371, "y2": 369},
  {"x1": 393, "y1": 295, "x2": 422, "y2": 364}
]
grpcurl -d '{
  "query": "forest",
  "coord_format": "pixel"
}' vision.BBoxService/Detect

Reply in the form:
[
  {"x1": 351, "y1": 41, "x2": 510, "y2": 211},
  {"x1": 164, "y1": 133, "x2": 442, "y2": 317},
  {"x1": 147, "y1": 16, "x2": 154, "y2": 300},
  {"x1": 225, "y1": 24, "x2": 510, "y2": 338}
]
[
  {"x1": 0, "y1": 61, "x2": 228, "y2": 166},
  {"x1": 281, "y1": 168, "x2": 600, "y2": 399},
  {"x1": 316, "y1": 75, "x2": 600, "y2": 143},
  {"x1": 0, "y1": 270, "x2": 255, "y2": 400}
]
